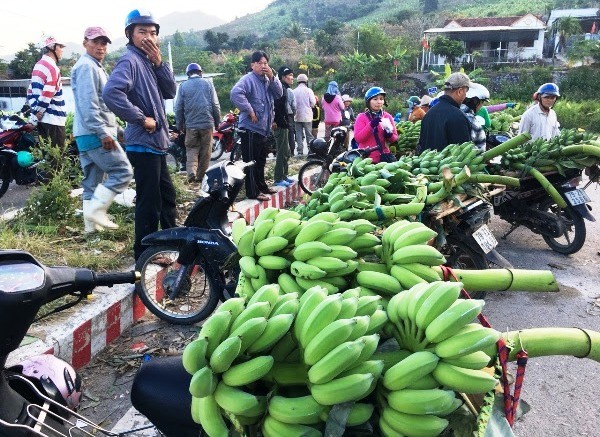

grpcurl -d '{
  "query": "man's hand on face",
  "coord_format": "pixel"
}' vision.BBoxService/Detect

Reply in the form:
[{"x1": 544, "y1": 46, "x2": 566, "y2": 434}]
[
  {"x1": 141, "y1": 38, "x2": 161, "y2": 66},
  {"x1": 264, "y1": 66, "x2": 275, "y2": 81}
]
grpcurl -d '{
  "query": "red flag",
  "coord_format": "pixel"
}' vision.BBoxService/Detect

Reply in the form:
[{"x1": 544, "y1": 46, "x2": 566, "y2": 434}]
[
  {"x1": 421, "y1": 37, "x2": 429, "y2": 49},
  {"x1": 591, "y1": 21, "x2": 597, "y2": 34}
]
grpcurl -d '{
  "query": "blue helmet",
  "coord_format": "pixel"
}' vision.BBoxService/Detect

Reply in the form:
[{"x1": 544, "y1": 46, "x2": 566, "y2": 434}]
[
  {"x1": 364, "y1": 87, "x2": 386, "y2": 104},
  {"x1": 536, "y1": 83, "x2": 560, "y2": 98},
  {"x1": 125, "y1": 9, "x2": 160, "y2": 35},
  {"x1": 186, "y1": 63, "x2": 202, "y2": 76}
]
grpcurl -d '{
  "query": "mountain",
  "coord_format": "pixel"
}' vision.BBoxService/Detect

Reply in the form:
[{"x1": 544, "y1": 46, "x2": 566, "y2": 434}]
[{"x1": 159, "y1": 10, "x2": 226, "y2": 35}]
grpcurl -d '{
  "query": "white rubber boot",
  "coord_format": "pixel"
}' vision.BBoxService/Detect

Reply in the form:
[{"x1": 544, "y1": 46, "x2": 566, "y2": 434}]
[
  {"x1": 82, "y1": 200, "x2": 104, "y2": 234},
  {"x1": 85, "y1": 184, "x2": 119, "y2": 229}
]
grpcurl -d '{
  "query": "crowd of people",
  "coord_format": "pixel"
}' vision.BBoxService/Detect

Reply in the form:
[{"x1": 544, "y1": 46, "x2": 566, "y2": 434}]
[{"x1": 24, "y1": 9, "x2": 563, "y2": 261}]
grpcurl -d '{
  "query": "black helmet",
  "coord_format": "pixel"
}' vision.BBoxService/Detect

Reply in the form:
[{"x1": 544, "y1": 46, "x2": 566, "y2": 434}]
[{"x1": 309, "y1": 138, "x2": 328, "y2": 156}]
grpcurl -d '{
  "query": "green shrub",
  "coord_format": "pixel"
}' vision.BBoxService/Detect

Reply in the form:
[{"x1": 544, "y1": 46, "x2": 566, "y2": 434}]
[
  {"x1": 559, "y1": 66, "x2": 600, "y2": 102},
  {"x1": 494, "y1": 66, "x2": 553, "y2": 102},
  {"x1": 553, "y1": 100, "x2": 600, "y2": 133}
]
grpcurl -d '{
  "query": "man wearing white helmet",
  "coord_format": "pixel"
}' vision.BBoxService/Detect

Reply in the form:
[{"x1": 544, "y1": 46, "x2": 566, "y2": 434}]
[
  {"x1": 27, "y1": 35, "x2": 67, "y2": 148},
  {"x1": 461, "y1": 82, "x2": 490, "y2": 151}
]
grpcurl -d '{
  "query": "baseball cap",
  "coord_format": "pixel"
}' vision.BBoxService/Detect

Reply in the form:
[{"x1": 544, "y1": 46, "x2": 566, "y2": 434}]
[
  {"x1": 278, "y1": 66, "x2": 293, "y2": 77},
  {"x1": 342, "y1": 94, "x2": 352, "y2": 102},
  {"x1": 84, "y1": 27, "x2": 112, "y2": 43},
  {"x1": 444, "y1": 72, "x2": 471, "y2": 90},
  {"x1": 297, "y1": 73, "x2": 309, "y2": 83}
]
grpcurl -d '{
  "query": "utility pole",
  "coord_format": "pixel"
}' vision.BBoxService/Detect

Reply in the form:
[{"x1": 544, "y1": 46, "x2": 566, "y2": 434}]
[
  {"x1": 356, "y1": 31, "x2": 360, "y2": 52},
  {"x1": 301, "y1": 28, "x2": 310, "y2": 55}
]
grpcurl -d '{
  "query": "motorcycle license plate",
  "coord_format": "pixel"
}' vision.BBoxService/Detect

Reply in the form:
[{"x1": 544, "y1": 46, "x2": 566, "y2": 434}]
[
  {"x1": 472, "y1": 225, "x2": 498, "y2": 254},
  {"x1": 564, "y1": 189, "x2": 591, "y2": 206}
]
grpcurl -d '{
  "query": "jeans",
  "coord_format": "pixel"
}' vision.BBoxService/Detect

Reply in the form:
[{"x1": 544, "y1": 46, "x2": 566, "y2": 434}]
[
  {"x1": 184, "y1": 127, "x2": 213, "y2": 181},
  {"x1": 273, "y1": 126, "x2": 290, "y2": 182},
  {"x1": 127, "y1": 152, "x2": 177, "y2": 260},
  {"x1": 79, "y1": 143, "x2": 133, "y2": 200},
  {"x1": 239, "y1": 130, "x2": 269, "y2": 199},
  {"x1": 294, "y1": 121, "x2": 313, "y2": 155}
]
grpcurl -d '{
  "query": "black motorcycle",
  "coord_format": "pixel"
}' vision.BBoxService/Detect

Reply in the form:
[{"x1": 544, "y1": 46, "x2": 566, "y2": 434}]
[{"x1": 134, "y1": 160, "x2": 251, "y2": 324}]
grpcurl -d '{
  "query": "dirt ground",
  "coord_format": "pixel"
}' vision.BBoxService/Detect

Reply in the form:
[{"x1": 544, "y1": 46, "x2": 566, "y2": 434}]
[{"x1": 76, "y1": 175, "x2": 600, "y2": 436}]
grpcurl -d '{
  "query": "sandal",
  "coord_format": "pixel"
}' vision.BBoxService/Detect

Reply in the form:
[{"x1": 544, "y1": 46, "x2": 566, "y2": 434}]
[{"x1": 255, "y1": 194, "x2": 270, "y2": 201}]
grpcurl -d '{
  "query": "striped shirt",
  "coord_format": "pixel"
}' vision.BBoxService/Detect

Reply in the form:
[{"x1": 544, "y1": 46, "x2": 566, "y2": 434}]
[{"x1": 27, "y1": 54, "x2": 66, "y2": 126}]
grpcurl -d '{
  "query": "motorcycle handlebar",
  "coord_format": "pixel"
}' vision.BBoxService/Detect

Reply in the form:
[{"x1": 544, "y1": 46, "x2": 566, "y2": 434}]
[{"x1": 95, "y1": 271, "x2": 140, "y2": 287}]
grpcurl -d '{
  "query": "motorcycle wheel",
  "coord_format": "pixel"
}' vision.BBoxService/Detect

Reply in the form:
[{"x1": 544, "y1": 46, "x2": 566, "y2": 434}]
[
  {"x1": 230, "y1": 143, "x2": 242, "y2": 162},
  {"x1": 441, "y1": 237, "x2": 487, "y2": 299},
  {"x1": 135, "y1": 245, "x2": 220, "y2": 324},
  {"x1": 539, "y1": 198, "x2": 586, "y2": 255},
  {"x1": 211, "y1": 138, "x2": 224, "y2": 161},
  {"x1": 0, "y1": 162, "x2": 10, "y2": 198},
  {"x1": 298, "y1": 160, "x2": 331, "y2": 195}
]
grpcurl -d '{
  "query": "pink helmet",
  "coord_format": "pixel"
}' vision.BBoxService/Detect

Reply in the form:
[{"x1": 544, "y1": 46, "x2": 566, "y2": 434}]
[
  {"x1": 19, "y1": 354, "x2": 82, "y2": 411},
  {"x1": 42, "y1": 36, "x2": 66, "y2": 49}
]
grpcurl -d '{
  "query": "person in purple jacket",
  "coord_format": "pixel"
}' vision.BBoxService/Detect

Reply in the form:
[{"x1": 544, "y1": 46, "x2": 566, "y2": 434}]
[
  {"x1": 230, "y1": 51, "x2": 283, "y2": 201},
  {"x1": 103, "y1": 9, "x2": 177, "y2": 261}
]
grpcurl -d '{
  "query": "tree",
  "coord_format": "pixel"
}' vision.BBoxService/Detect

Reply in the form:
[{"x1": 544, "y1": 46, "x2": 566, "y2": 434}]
[
  {"x1": 8, "y1": 43, "x2": 40, "y2": 79},
  {"x1": 430, "y1": 36, "x2": 464, "y2": 64},
  {"x1": 173, "y1": 31, "x2": 185, "y2": 47},
  {"x1": 355, "y1": 24, "x2": 393, "y2": 57},
  {"x1": 420, "y1": 0, "x2": 439, "y2": 13},
  {"x1": 204, "y1": 30, "x2": 230, "y2": 53},
  {"x1": 552, "y1": 16, "x2": 582, "y2": 55}
]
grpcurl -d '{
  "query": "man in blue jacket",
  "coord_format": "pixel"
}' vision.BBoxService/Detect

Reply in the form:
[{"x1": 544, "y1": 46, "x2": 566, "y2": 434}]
[
  {"x1": 230, "y1": 51, "x2": 283, "y2": 201},
  {"x1": 103, "y1": 9, "x2": 177, "y2": 260}
]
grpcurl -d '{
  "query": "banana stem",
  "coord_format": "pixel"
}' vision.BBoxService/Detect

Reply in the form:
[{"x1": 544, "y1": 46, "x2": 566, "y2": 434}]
[
  {"x1": 432, "y1": 267, "x2": 559, "y2": 292},
  {"x1": 561, "y1": 145, "x2": 600, "y2": 159},
  {"x1": 514, "y1": 164, "x2": 567, "y2": 208},
  {"x1": 499, "y1": 328, "x2": 600, "y2": 363},
  {"x1": 468, "y1": 174, "x2": 521, "y2": 187},
  {"x1": 481, "y1": 133, "x2": 531, "y2": 161}
]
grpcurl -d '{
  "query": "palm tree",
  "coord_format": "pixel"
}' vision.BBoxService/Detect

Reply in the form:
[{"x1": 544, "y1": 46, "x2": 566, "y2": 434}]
[{"x1": 552, "y1": 16, "x2": 582, "y2": 56}]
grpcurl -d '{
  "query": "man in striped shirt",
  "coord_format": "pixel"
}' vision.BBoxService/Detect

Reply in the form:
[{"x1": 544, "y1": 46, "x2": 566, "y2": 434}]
[{"x1": 27, "y1": 36, "x2": 67, "y2": 148}]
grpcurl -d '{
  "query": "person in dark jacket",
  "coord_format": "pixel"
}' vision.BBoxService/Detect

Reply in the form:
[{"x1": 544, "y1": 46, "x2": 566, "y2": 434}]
[
  {"x1": 103, "y1": 9, "x2": 177, "y2": 261},
  {"x1": 418, "y1": 72, "x2": 471, "y2": 152},
  {"x1": 273, "y1": 66, "x2": 294, "y2": 187}
]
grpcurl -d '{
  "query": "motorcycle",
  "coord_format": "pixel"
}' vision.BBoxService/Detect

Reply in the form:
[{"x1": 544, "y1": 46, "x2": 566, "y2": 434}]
[
  {"x1": 211, "y1": 111, "x2": 241, "y2": 161},
  {"x1": 0, "y1": 250, "x2": 204, "y2": 436},
  {"x1": 166, "y1": 125, "x2": 187, "y2": 173},
  {"x1": 487, "y1": 133, "x2": 595, "y2": 255},
  {"x1": 134, "y1": 160, "x2": 252, "y2": 324},
  {"x1": 0, "y1": 112, "x2": 42, "y2": 199}
]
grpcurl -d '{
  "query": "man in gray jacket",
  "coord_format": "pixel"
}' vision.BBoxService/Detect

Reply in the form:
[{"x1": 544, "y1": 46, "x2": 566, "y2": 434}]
[
  {"x1": 103, "y1": 9, "x2": 177, "y2": 260},
  {"x1": 175, "y1": 63, "x2": 221, "y2": 183},
  {"x1": 71, "y1": 26, "x2": 133, "y2": 234},
  {"x1": 230, "y1": 50, "x2": 283, "y2": 201}
]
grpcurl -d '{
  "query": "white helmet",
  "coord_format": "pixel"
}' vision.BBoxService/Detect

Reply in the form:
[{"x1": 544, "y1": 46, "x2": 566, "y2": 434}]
[
  {"x1": 42, "y1": 36, "x2": 66, "y2": 50},
  {"x1": 466, "y1": 83, "x2": 490, "y2": 101}
]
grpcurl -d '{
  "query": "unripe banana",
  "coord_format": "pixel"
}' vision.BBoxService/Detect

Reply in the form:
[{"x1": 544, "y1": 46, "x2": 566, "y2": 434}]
[
  {"x1": 271, "y1": 217, "x2": 302, "y2": 239},
  {"x1": 338, "y1": 296, "x2": 359, "y2": 319},
  {"x1": 425, "y1": 299, "x2": 484, "y2": 343},
  {"x1": 222, "y1": 355, "x2": 274, "y2": 386},
  {"x1": 317, "y1": 228, "x2": 357, "y2": 245},
  {"x1": 213, "y1": 382, "x2": 267, "y2": 416},
  {"x1": 199, "y1": 310, "x2": 232, "y2": 356},
  {"x1": 277, "y1": 272, "x2": 304, "y2": 294},
  {"x1": 237, "y1": 227, "x2": 255, "y2": 257},
  {"x1": 215, "y1": 297, "x2": 246, "y2": 322},
  {"x1": 290, "y1": 260, "x2": 328, "y2": 280},
  {"x1": 432, "y1": 362, "x2": 498, "y2": 394},
  {"x1": 366, "y1": 309, "x2": 389, "y2": 335},
  {"x1": 406, "y1": 373, "x2": 440, "y2": 389},
  {"x1": 231, "y1": 218, "x2": 248, "y2": 245},
  {"x1": 268, "y1": 395, "x2": 325, "y2": 425},
  {"x1": 299, "y1": 294, "x2": 344, "y2": 348},
  {"x1": 230, "y1": 301, "x2": 271, "y2": 333},
  {"x1": 293, "y1": 241, "x2": 333, "y2": 261},
  {"x1": 270, "y1": 332, "x2": 297, "y2": 362},
  {"x1": 261, "y1": 415, "x2": 321, "y2": 437},
  {"x1": 182, "y1": 337, "x2": 208, "y2": 374},
  {"x1": 415, "y1": 281, "x2": 462, "y2": 330},
  {"x1": 250, "y1": 264, "x2": 269, "y2": 291},
  {"x1": 189, "y1": 365, "x2": 217, "y2": 398},
  {"x1": 295, "y1": 220, "x2": 334, "y2": 246},
  {"x1": 378, "y1": 416, "x2": 398, "y2": 437},
  {"x1": 303, "y1": 318, "x2": 357, "y2": 366},
  {"x1": 270, "y1": 298, "x2": 299, "y2": 318},
  {"x1": 382, "y1": 407, "x2": 449, "y2": 437},
  {"x1": 295, "y1": 276, "x2": 339, "y2": 295},
  {"x1": 322, "y1": 259, "x2": 358, "y2": 277},
  {"x1": 372, "y1": 349, "x2": 412, "y2": 373},
  {"x1": 209, "y1": 335, "x2": 242, "y2": 373},
  {"x1": 273, "y1": 209, "x2": 302, "y2": 224},
  {"x1": 267, "y1": 362, "x2": 310, "y2": 385},
  {"x1": 293, "y1": 286, "x2": 328, "y2": 340},
  {"x1": 341, "y1": 287, "x2": 361, "y2": 299},
  {"x1": 247, "y1": 313, "x2": 295, "y2": 353},
  {"x1": 229, "y1": 316, "x2": 268, "y2": 353},
  {"x1": 402, "y1": 262, "x2": 442, "y2": 282},
  {"x1": 349, "y1": 219, "x2": 377, "y2": 235},
  {"x1": 348, "y1": 315, "x2": 371, "y2": 341},
  {"x1": 383, "y1": 350, "x2": 439, "y2": 391},
  {"x1": 392, "y1": 226, "x2": 438, "y2": 251},
  {"x1": 357, "y1": 260, "x2": 389, "y2": 274},
  {"x1": 348, "y1": 233, "x2": 381, "y2": 251},
  {"x1": 387, "y1": 388, "x2": 457, "y2": 415},
  {"x1": 258, "y1": 255, "x2": 291, "y2": 270},
  {"x1": 354, "y1": 333, "x2": 380, "y2": 364},
  {"x1": 309, "y1": 373, "x2": 374, "y2": 406},
  {"x1": 253, "y1": 218, "x2": 275, "y2": 245},
  {"x1": 306, "y1": 256, "x2": 348, "y2": 272},
  {"x1": 339, "y1": 359, "x2": 385, "y2": 380},
  {"x1": 239, "y1": 256, "x2": 259, "y2": 279},
  {"x1": 194, "y1": 395, "x2": 228, "y2": 436},
  {"x1": 327, "y1": 244, "x2": 358, "y2": 260},
  {"x1": 356, "y1": 271, "x2": 402, "y2": 295},
  {"x1": 254, "y1": 206, "x2": 279, "y2": 225},
  {"x1": 308, "y1": 338, "x2": 365, "y2": 384},
  {"x1": 434, "y1": 324, "x2": 500, "y2": 359},
  {"x1": 392, "y1": 244, "x2": 446, "y2": 265},
  {"x1": 247, "y1": 283, "x2": 280, "y2": 308},
  {"x1": 255, "y1": 236, "x2": 289, "y2": 256},
  {"x1": 307, "y1": 211, "x2": 339, "y2": 223},
  {"x1": 443, "y1": 350, "x2": 492, "y2": 370},
  {"x1": 406, "y1": 282, "x2": 440, "y2": 322},
  {"x1": 355, "y1": 295, "x2": 382, "y2": 317},
  {"x1": 389, "y1": 264, "x2": 427, "y2": 289}
]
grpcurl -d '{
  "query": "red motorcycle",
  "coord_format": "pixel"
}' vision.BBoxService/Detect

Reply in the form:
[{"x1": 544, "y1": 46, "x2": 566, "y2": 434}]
[{"x1": 211, "y1": 111, "x2": 241, "y2": 161}]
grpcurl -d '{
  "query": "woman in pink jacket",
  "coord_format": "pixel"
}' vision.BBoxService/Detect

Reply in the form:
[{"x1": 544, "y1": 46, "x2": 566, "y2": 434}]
[
  {"x1": 321, "y1": 81, "x2": 345, "y2": 141},
  {"x1": 353, "y1": 86, "x2": 398, "y2": 163}
]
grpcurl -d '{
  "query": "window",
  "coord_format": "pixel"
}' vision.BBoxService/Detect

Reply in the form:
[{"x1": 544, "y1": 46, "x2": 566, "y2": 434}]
[{"x1": 518, "y1": 39, "x2": 535, "y2": 48}]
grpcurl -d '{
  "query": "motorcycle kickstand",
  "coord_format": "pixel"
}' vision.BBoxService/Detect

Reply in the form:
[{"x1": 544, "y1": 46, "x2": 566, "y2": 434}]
[{"x1": 501, "y1": 223, "x2": 520, "y2": 240}]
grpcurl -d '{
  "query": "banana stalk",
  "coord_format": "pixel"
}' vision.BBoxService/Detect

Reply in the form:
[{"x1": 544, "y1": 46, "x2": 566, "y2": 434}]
[
  {"x1": 514, "y1": 164, "x2": 567, "y2": 208},
  {"x1": 560, "y1": 145, "x2": 600, "y2": 160},
  {"x1": 500, "y1": 328, "x2": 600, "y2": 363},
  {"x1": 467, "y1": 174, "x2": 520, "y2": 187},
  {"x1": 481, "y1": 133, "x2": 531, "y2": 162},
  {"x1": 432, "y1": 267, "x2": 559, "y2": 292},
  {"x1": 425, "y1": 167, "x2": 472, "y2": 205},
  {"x1": 360, "y1": 203, "x2": 425, "y2": 221}
]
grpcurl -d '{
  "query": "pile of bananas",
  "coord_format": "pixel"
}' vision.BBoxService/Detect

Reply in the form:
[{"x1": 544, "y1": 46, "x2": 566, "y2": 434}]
[
  {"x1": 489, "y1": 112, "x2": 519, "y2": 133},
  {"x1": 400, "y1": 141, "x2": 486, "y2": 176},
  {"x1": 389, "y1": 120, "x2": 421, "y2": 157}
]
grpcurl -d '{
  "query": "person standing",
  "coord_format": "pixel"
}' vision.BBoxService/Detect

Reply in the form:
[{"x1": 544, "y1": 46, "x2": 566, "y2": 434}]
[
  {"x1": 418, "y1": 72, "x2": 472, "y2": 152},
  {"x1": 230, "y1": 50, "x2": 283, "y2": 202},
  {"x1": 27, "y1": 36, "x2": 67, "y2": 148},
  {"x1": 311, "y1": 97, "x2": 321, "y2": 140},
  {"x1": 174, "y1": 62, "x2": 221, "y2": 184},
  {"x1": 103, "y1": 9, "x2": 177, "y2": 261},
  {"x1": 518, "y1": 83, "x2": 561, "y2": 140},
  {"x1": 272, "y1": 66, "x2": 294, "y2": 187},
  {"x1": 340, "y1": 94, "x2": 355, "y2": 149},
  {"x1": 322, "y1": 81, "x2": 345, "y2": 141},
  {"x1": 292, "y1": 73, "x2": 316, "y2": 156},
  {"x1": 285, "y1": 75, "x2": 297, "y2": 156},
  {"x1": 71, "y1": 26, "x2": 133, "y2": 234}
]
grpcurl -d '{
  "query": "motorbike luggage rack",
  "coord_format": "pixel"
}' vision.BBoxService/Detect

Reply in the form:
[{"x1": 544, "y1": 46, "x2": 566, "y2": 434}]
[{"x1": 1, "y1": 374, "x2": 154, "y2": 437}]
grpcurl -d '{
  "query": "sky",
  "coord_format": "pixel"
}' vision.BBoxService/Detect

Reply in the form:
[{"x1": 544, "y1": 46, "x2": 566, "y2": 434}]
[{"x1": 0, "y1": 0, "x2": 274, "y2": 58}]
